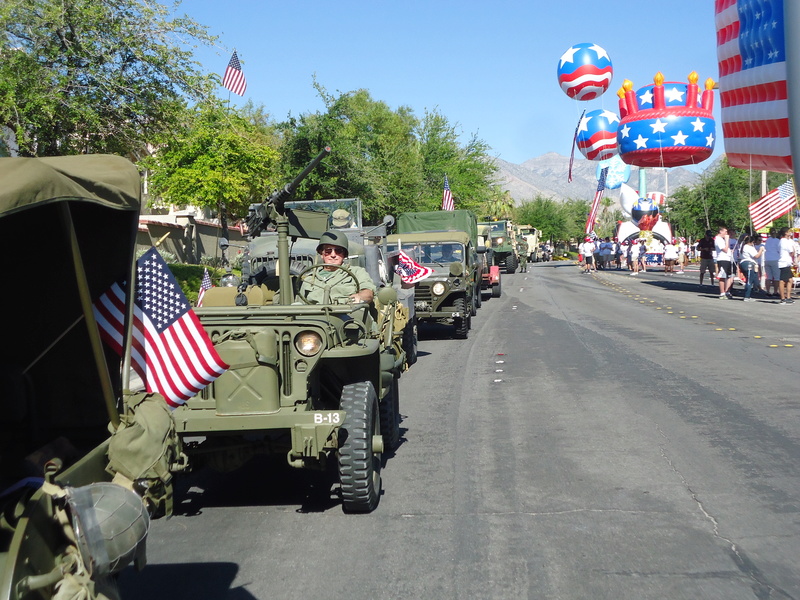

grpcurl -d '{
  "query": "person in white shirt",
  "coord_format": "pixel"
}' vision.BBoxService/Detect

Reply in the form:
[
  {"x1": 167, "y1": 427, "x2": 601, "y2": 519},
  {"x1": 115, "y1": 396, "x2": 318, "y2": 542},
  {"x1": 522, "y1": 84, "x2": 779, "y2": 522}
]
[
  {"x1": 629, "y1": 240, "x2": 641, "y2": 275},
  {"x1": 580, "y1": 237, "x2": 596, "y2": 273},
  {"x1": 777, "y1": 226, "x2": 797, "y2": 304},
  {"x1": 714, "y1": 227, "x2": 734, "y2": 299},
  {"x1": 739, "y1": 235, "x2": 765, "y2": 301},
  {"x1": 663, "y1": 239, "x2": 679, "y2": 274}
]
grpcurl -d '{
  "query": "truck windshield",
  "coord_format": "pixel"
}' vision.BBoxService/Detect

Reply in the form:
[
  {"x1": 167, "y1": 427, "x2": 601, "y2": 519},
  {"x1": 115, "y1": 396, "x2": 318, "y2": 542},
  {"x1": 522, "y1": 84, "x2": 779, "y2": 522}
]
[{"x1": 389, "y1": 242, "x2": 465, "y2": 265}]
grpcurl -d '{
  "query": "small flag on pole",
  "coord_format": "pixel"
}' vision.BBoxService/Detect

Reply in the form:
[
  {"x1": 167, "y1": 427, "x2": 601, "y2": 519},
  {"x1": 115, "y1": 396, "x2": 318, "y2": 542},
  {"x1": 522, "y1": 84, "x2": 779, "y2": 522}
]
[
  {"x1": 197, "y1": 268, "x2": 212, "y2": 307},
  {"x1": 442, "y1": 175, "x2": 454, "y2": 211},
  {"x1": 93, "y1": 248, "x2": 228, "y2": 409},
  {"x1": 585, "y1": 167, "x2": 608, "y2": 234},
  {"x1": 749, "y1": 181, "x2": 796, "y2": 231},
  {"x1": 395, "y1": 250, "x2": 434, "y2": 284},
  {"x1": 222, "y1": 50, "x2": 247, "y2": 96}
]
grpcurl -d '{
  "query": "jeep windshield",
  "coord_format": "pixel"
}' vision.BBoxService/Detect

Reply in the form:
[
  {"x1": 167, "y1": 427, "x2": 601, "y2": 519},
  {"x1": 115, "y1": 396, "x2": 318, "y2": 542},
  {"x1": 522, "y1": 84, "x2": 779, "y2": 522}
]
[
  {"x1": 284, "y1": 198, "x2": 363, "y2": 229},
  {"x1": 388, "y1": 242, "x2": 465, "y2": 268}
]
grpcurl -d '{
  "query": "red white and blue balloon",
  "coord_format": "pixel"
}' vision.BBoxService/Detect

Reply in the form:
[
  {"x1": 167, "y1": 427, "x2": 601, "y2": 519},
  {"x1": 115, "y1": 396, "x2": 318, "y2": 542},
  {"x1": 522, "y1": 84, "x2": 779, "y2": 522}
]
[
  {"x1": 557, "y1": 43, "x2": 613, "y2": 101},
  {"x1": 577, "y1": 109, "x2": 619, "y2": 161}
]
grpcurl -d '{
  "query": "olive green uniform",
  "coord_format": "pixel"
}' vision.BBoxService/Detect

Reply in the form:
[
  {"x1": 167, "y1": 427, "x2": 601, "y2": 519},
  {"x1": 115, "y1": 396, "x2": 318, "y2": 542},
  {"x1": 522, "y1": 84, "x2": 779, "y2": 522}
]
[
  {"x1": 298, "y1": 264, "x2": 376, "y2": 304},
  {"x1": 518, "y1": 241, "x2": 528, "y2": 272}
]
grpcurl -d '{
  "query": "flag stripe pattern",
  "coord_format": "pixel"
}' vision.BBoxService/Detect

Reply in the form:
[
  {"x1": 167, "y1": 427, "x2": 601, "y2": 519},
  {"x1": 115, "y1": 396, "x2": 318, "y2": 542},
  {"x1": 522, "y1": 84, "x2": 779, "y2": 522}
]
[
  {"x1": 222, "y1": 51, "x2": 247, "y2": 96},
  {"x1": 395, "y1": 250, "x2": 434, "y2": 284},
  {"x1": 749, "y1": 181, "x2": 796, "y2": 230},
  {"x1": 715, "y1": 0, "x2": 793, "y2": 173},
  {"x1": 93, "y1": 248, "x2": 228, "y2": 408},
  {"x1": 197, "y1": 268, "x2": 212, "y2": 307},
  {"x1": 442, "y1": 175, "x2": 454, "y2": 211},
  {"x1": 585, "y1": 167, "x2": 608, "y2": 234}
]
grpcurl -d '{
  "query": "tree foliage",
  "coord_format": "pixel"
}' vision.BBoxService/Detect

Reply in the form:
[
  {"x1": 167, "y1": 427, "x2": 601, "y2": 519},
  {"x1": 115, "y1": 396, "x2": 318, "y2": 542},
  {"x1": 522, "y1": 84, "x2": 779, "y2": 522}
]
[
  {"x1": 141, "y1": 100, "x2": 281, "y2": 218},
  {"x1": 0, "y1": 0, "x2": 217, "y2": 157},
  {"x1": 279, "y1": 86, "x2": 498, "y2": 223}
]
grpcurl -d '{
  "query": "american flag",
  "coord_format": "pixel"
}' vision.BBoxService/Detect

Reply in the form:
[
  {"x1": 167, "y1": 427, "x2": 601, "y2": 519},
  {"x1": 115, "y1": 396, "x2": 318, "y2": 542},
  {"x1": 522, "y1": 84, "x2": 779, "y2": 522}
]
[
  {"x1": 585, "y1": 167, "x2": 608, "y2": 234},
  {"x1": 394, "y1": 250, "x2": 433, "y2": 284},
  {"x1": 222, "y1": 51, "x2": 247, "y2": 96},
  {"x1": 93, "y1": 248, "x2": 228, "y2": 409},
  {"x1": 197, "y1": 268, "x2": 212, "y2": 307},
  {"x1": 749, "y1": 180, "x2": 796, "y2": 230},
  {"x1": 715, "y1": 0, "x2": 792, "y2": 173},
  {"x1": 441, "y1": 175, "x2": 454, "y2": 211}
]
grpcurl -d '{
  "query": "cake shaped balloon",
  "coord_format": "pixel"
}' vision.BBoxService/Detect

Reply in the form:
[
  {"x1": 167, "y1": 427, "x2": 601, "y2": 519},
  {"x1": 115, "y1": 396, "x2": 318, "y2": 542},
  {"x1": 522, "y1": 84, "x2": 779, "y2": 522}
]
[{"x1": 616, "y1": 71, "x2": 716, "y2": 168}]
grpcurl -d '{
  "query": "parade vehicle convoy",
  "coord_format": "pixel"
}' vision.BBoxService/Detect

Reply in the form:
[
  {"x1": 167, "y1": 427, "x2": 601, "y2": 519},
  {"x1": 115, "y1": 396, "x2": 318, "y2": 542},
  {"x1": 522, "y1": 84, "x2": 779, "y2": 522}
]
[
  {"x1": 1, "y1": 155, "x2": 154, "y2": 600},
  {"x1": 479, "y1": 219, "x2": 519, "y2": 274},
  {"x1": 388, "y1": 209, "x2": 485, "y2": 339},
  {"x1": 477, "y1": 224, "x2": 502, "y2": 298},
  {"x1": 172, "y1": 147, "x2": 408, "y2": 512},
  {"x1": 517, "y1": 225, "x2": 541, "y2": 262}
]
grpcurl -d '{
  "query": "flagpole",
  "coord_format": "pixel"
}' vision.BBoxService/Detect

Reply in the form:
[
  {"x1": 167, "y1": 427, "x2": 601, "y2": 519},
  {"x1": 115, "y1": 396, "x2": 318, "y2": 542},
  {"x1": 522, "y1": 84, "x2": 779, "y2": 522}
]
[{"x1": 784, "y1": 2, "x2": 800, "y2": 187}]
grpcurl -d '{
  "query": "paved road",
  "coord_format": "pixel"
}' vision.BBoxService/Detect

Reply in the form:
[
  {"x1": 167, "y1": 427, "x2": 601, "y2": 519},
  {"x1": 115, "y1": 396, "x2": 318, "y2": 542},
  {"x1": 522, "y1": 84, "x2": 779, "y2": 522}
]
[{"x1": 119, "y1": 261, "x2": 800, "y2": 600}]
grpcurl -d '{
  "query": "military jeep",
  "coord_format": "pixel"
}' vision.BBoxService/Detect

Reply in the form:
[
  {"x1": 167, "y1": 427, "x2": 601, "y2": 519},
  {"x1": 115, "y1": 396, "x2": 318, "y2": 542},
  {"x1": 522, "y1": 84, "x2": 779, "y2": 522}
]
[
  {"x1": 171, "y1": 150, "x2": 406, "y2": 513},
  {"x1": 479, "y1": 219, "x2": 519, "y2": 274}
]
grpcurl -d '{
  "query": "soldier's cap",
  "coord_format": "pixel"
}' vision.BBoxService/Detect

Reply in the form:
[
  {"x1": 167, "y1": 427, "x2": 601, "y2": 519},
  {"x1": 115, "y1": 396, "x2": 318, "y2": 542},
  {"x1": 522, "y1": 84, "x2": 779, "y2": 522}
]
[
  {"x1": 332, "y1": 209, "x2": 352, "y2": 227},
  {"x1": 317, "y1": 230, "x2": 349, "y2": 255}
]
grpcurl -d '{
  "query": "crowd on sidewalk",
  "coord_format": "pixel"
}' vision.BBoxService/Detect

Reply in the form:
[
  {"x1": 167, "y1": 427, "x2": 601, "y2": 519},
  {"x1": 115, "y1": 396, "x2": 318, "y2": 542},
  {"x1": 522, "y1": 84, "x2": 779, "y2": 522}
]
[{"x1": 577, "y1": 227, "x2": 800, "y2": 304}]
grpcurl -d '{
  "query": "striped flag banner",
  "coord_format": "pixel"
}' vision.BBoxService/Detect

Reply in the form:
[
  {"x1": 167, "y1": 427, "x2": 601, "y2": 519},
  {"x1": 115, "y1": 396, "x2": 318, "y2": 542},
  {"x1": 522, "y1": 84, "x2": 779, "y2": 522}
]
[
  {"x1": 93, "y1": 248, "x2": 228, "y2": 408},
  {"x1": 585, "y1": 167, "x2": 608, "y2": 234},
  {"x1": 715, "y1": 0, "x2": 793, "y2": 173},
  {"x1": 442, "y1": 175, "x2": 454, "y2": 211},
  {"x1": 222, "y1": 50, "x2": 247, "y2": 96},
  {"x1": 749, "y1": 180, "x2": 796, "y2": 230}
]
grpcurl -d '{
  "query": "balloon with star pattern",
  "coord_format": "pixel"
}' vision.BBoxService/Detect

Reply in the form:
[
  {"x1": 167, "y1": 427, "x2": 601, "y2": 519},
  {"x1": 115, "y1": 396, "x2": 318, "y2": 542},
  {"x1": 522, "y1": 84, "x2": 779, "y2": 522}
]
[
  {"x1": 577, "y1": 109, "x2": 620, "y2": 161},
  {"x1": 557, "y1": 43, "x2": 613, "y2": 101}
]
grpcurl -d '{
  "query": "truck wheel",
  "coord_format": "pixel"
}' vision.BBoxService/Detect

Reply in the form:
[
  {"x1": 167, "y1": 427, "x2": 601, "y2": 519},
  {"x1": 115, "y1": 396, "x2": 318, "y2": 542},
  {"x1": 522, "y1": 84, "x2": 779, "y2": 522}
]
[
  {"x1": 475, "y1": 286, "x2": 482, "y2": 309},
  {"x1": 339, "y1": 382, "x2": 382, "y2": 513},
  {"x1": 492, "y1": 276, "x2": 502, "y2": 298},
  {"x1": 380, "y1": 376, "x2": 400, "y2": 451},
  {"x1": 454, "y1": 298, "x2": 469, "y2": 339},
  {"x1": 505, "y1": 254, "x2": 518, "y2": 274},
  {"x1": 470, "y1": 293, "x2": 478, "y2": 316},
  {"x1": 402, "y1": 319, "x2": 418, "y2": 366}
]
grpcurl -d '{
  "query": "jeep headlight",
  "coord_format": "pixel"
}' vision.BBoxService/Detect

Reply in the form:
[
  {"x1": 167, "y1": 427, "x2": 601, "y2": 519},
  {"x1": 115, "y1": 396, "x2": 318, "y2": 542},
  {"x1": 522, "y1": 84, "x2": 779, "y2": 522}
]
[
  {"x1": 431, "y1": 282, "x2": 446, "y2": 296},
  {"x1": 496, "y1": 237, "x2": 505, "y2": 245},
  {"x1": 295, "y1": 331, "x2": 323, "y2": 356}
]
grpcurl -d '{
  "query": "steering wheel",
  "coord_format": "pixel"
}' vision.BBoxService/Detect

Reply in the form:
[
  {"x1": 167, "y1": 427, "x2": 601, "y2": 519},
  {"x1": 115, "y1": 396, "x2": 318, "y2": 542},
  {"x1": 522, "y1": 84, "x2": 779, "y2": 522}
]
[{"x1": 297, "y1": 264, "x2": 361, "y2": 304}]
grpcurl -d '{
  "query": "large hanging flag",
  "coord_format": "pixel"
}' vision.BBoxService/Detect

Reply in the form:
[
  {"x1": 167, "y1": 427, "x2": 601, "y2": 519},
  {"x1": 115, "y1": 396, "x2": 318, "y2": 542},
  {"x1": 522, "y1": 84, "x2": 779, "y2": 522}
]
[
  {"x1": 441, "y1": 175, "x2": 454, "y2": 211},
  {"x1": 197, "y1": 268, "x2": 212, "y2": 307},
  {"x1": 585, "y1": 167, "x2": 608, "y2": 234},
  {"x1": 394, "y1": 250, "x2": 433, "y2": 284},
  {"x1": 222, "y1": 50, "x2": 247, "y2": 96},
  {"x1": 93, "y1": 248, "x2": 228, "y2": 408},
  {"x1": 715, "y1": 0, "x2": 792, "y2": 173},
  {"x1": 749, "y1": 180, "x2": 797, "y2": 230}
]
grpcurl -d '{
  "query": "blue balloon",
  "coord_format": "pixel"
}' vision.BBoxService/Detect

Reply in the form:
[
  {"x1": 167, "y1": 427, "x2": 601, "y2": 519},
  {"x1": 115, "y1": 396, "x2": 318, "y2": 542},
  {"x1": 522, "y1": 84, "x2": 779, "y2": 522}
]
[{"x1": 597, "y1": 154, "x2": 630, "y2": 189}]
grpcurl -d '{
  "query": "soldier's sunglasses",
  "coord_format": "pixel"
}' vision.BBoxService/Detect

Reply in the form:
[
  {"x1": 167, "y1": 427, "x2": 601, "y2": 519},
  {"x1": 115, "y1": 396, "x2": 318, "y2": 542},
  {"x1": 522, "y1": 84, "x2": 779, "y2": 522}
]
[{"x1": 321, "y1": 246, "x2": 346, "y2": 256}]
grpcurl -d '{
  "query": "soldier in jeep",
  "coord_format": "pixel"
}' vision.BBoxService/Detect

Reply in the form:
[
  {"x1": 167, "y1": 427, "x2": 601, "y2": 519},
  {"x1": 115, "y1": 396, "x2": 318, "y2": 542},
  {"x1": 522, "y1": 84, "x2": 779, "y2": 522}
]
[{"x1": 297, "y1": 230, "x2": 376, "y2": 304}]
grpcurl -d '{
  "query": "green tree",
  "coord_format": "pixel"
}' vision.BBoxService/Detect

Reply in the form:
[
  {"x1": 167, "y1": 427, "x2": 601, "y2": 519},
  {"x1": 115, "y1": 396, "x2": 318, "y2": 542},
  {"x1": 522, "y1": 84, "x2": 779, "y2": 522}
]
[
  {"x1": 0, "y1": 0, "x2": 217, "y2": 157},
  {"x1": 516, "y1": 196, "x2": 569, "y2": 243},
  {"x1": 279, "y1": 86, "x2": 425, "y2": 223},
  {"x1": 141, "y1": 100, "x2": 281, "y2": 219}
]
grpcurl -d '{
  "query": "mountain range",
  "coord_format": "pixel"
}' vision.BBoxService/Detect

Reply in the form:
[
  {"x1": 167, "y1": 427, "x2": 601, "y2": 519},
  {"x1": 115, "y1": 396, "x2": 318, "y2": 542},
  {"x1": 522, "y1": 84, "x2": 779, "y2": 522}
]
[{"x1": 494, "y1": 152, "x2": 705, "y2": 205}]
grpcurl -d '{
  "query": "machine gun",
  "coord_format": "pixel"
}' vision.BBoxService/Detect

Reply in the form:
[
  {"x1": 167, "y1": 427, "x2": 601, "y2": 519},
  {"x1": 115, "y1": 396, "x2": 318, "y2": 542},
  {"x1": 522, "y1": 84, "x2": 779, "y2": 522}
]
[{"x1": 245, "y1": 146, "x2": 331, "y2": 239}]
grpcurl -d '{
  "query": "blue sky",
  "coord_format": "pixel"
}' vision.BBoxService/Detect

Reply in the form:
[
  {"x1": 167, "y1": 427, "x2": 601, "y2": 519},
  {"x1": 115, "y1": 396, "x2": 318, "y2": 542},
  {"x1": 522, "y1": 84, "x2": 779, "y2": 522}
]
[{"x1": 184, "y1": 0, "x2": 722, "y2": 171}]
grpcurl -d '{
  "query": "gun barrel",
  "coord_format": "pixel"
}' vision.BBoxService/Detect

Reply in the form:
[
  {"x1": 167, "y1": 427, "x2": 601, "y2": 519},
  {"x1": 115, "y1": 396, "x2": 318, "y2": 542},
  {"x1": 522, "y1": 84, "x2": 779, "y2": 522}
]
[{"x1": 284, "y1": 146, "x2": 331, "y2": 196}]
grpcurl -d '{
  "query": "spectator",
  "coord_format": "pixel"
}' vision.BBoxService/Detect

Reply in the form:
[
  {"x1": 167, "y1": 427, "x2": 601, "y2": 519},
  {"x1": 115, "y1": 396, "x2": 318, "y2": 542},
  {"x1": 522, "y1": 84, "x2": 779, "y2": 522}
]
[
  {"x1": 663, "y1": 239, "x2": 678, "y2": 274},
  {"x1": 696, "y1": 229, "x2": 716, "y2": 287},
  {"x1": 638, "y1": 241, "x2": 648, "y2": 273},
  {"x1": 739, "y1": 235, "x2": 764, "y2": 301},
  {"x1": 715, "y1": 226, "x2": 734, "y2": 299},
  {"x1": 599, "y1": 237, "x2": 613, "y2": 270},
  {"x1": 580, "y1": 237, "x2": 595, "y2": 274},
  {"x1": 676, "y1": 237, "x2": 687, "y2": 273},
  {"x1": 763, "y1": 228, "x2": 781, "y2": 297},
  {"x1": 629, "y1": 240, "x2": 641, "y2": 275},
  {"x1": 777, "y1": 226, "x2": 796, "y2": 304}
]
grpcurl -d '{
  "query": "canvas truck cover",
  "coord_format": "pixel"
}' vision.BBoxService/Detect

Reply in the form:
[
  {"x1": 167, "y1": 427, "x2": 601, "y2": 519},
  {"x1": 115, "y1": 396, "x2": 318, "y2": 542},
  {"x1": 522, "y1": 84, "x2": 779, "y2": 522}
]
[{"x1": 396, "y1": 210, "x2": 478, "y2": 245}]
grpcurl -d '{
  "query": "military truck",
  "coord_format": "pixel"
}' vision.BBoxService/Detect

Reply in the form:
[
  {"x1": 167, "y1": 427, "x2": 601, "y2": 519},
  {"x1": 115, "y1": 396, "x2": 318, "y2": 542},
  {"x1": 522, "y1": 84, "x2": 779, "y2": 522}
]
[
  {"x1": 477, "y1": 224, "x2": 502, "y2": 298},
  {"x1": 1, "y1": 156, "x2": 153, "y2": 600},
  {"x1": 517, "y1": 225, "x2": 541, "y2": 262},
  {"x1": 479, "y1": 219, "x2": 519, "y2": 274},
  {"x1": 387, "y1": 209, "x2": 484, "y2": 339},
  {"x1": 171, "y1": 148, "x2": 405, "y2": 513}
]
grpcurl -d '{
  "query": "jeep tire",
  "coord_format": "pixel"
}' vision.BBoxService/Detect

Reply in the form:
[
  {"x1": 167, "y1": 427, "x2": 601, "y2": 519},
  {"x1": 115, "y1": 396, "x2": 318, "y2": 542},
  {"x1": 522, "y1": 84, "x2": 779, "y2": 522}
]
[
  {"x1": 454, "y1": 297, "x2": 470, "y2": 339},
  {"x1": 505, "y1": 253, "x2": 518, "y2": 274},
  {"x1": 338, "y1": 382, "x2": 382, "y2": 513},
  {"x1": 491, "y1": 276, "x2": 502, "y2": 298},
  {"x1": 380, "y1": 376, "x2": 400, "y2": 452}
]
